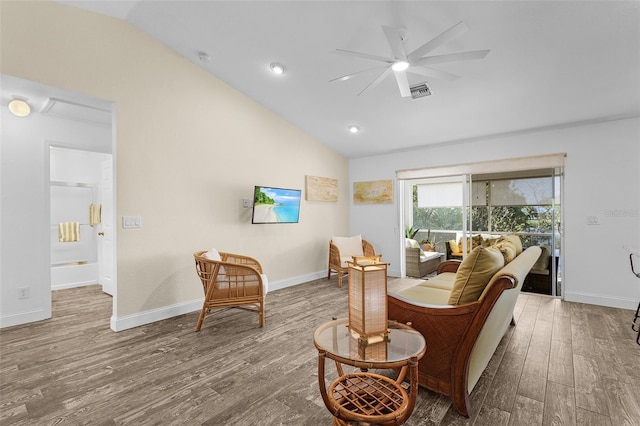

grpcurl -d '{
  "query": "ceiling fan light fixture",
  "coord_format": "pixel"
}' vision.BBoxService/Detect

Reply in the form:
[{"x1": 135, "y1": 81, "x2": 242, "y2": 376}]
[
  {"x1": 391, "y1": 61, "x2": 410, "y2": 72},
  {"x1": 269, "y1": 62, "x2": 286, "y2": 75},
  {"x1": 348, "y1": 125, "x2": 361, "y2": 134},
  {"x1": 8, "y1": 97, "x2": 31, "y2": 117}
]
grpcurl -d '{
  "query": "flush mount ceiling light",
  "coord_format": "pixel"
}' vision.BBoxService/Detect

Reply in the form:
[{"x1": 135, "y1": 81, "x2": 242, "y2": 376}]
[
  {"x1": 391, "y1": 61, "x2": 409, "y2": 72},
  {"x1": 269, "y1": 62, "x2": 286, "y2": 75},
  {"x1": 348, "y1": 125, "x2": 361, "y2": 134},
  {"x1": 8, "y1": 97, "x2": 31, "y2": 117}
]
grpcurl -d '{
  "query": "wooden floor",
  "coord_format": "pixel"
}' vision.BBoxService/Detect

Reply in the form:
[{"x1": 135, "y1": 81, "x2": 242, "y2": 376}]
[{"x1": 1, "y1": 277, "x2": 639, "y2": 425}]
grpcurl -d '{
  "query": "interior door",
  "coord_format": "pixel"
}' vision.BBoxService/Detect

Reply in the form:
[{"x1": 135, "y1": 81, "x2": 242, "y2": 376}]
[{"x1": 99, "y1": 158, "x2": 114, "y2": 295}]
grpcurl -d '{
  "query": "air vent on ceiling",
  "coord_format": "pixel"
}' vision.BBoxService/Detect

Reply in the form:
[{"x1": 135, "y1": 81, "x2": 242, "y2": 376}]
[
  {"x1": 410, "y1": 83, "x2": 432, "y2": 99},
  {"x1": 41, "y1": 98, "x2": 111, "y2": 126}
]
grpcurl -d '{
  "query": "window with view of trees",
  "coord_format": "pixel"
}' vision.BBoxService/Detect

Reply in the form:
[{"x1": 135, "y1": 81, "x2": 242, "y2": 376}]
[{"x1": 411, "y1": 172, "x2": 561, "y2": 252}]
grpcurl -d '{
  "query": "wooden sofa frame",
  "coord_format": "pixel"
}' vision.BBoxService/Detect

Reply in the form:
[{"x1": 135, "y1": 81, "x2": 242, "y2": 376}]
[
  {"x1": 327, "y1": 239, "x2": 375, "y2": 288},
  {"x1": 388, "y1": 259, "x2": 526, "y2": 417}
]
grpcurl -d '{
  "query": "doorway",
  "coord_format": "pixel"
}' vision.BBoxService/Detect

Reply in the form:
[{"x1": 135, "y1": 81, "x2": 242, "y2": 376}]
[
  {"x1": 49, "y1": 147, "x2": 114, "y2": 295},
  {"x1": 0, "y1": 74, "x2": 116, "y2": 329}
]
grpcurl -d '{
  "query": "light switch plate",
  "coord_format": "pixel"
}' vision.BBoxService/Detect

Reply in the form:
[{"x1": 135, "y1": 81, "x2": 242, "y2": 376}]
[
  {"x1": 122, "y1": 216, "x2": 142, "y2": 228},
  {"x1": 586, "y1": 216, "x2": 600, "y2": 225}
]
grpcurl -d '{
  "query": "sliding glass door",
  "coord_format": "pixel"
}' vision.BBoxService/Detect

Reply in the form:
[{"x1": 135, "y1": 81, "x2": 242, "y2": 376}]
[{"x1": 401, "y1": 166, "x2": 563, "y2": 296}]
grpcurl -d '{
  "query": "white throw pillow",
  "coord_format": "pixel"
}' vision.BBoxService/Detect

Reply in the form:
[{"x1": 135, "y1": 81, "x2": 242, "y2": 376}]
[
  {"x1": 332, "y1": 235, "x2": 364, "y2": 257},
  {"x1": 406, "y1": 238, "x2": 420, "y2": 249},
  {"x1": 260, "y1": 274, "x2": 269, "y2": 294},
  {"x1": 203, "y1": 248, "x2": 221, "y2": 261},
  {"x1": 203, "y1": 248, "x2": 225, "y2": 276}
]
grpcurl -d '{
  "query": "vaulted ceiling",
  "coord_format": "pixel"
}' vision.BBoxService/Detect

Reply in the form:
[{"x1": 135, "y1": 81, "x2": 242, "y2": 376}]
[{"x1": 45, "y1": 1, "x2": 640, "y2": 158}]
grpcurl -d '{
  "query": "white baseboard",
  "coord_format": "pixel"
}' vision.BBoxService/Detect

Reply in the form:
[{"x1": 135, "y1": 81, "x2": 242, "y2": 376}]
[
  {"x1": 564, "y1": 291, "x2": 637, "y2": 311},
  {"x1": 0, "y1": 308, "x2": 50, "y2": 329},
  {"x1": 268, "y1": 270, "x2": 326, "y2": 292},
  {"x1": 109, "y1": 271, "x2": 329, "y2": 331},
  {"x1": 110, "y1": 298, "x2": 204, "y2": 332},
  {"x1": 52, "y1": 280, "x2": 96, "y2": 291}
]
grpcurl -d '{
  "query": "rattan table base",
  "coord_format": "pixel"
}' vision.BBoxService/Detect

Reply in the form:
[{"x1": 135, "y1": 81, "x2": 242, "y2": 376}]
[{"x1": 328, "y1": 372, "x2": 408, "y2": 425}]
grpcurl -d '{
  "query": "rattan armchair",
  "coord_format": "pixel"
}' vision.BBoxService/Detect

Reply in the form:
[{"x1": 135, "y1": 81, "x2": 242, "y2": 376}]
[
  {"x1": 327, "y1": 236, "x2": 376, "y2": 288},
  {"x1": 193, "y1": 250, "x2": 267, "y2": 332}
]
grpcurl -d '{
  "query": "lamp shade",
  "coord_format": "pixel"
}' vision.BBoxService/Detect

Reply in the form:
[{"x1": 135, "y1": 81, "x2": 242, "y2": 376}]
[{"x1": 347, "y1": 256, "x2": 388, "y2": 342}]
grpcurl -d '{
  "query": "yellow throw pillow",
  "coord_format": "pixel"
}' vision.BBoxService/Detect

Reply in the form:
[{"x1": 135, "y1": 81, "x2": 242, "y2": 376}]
[
  {"x1": 448, "y1": 246, "x2": 505, "y2": 305},
  {"x1": 449, "y1": 240, "x2": 459, "y2": 253},
  {"x1": 498, "y1": 234, "x2": 522, "y2": 255},
  {"x1": 495, "y1": 240, "x2": 517, "y2": 264}
]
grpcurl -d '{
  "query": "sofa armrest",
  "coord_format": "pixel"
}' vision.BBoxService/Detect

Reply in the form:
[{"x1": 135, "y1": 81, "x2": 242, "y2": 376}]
[
  {"x1": 437, "y1": 260, "x2": 461, "y2": 274},
  {"x1": 388, "y1": 291, "x2": 456, "y2": 310}
]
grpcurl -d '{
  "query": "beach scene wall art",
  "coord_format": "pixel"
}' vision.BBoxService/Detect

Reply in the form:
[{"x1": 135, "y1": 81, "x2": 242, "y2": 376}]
[
  {"x1": 353, "y1": 180, "x2": 393, "y2": 204},
  {"x1": 305, "y1": 175, "x2": 338, "y2": 202},
  {"x1": 251, "y1": 186, "x2": 302, "y2": 224}
]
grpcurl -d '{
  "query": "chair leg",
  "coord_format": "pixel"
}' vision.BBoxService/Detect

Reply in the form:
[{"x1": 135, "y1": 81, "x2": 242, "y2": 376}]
[
  {"x1": 195, "y1": 307, "x2": 207, "y2": 332},
  {"x1": 337, "y1": 271, "x2": 343, "y2": 288},
  {"x1": 259, "y1": 301, "x2": 265, "y2": 327},
  {"x1": 327, "y1": 266, "x2": 332, "y2": 280},
  {"x1": 632, "y1": 301, "x2": 639, "y2": 345}
]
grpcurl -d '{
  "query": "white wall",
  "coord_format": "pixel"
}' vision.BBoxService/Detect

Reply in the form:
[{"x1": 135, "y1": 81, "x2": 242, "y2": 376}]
[
  {"x1": 350, "y1": 118, "x2": 640, "y2": 310},
  {"x1": 0, "y1": 99, "x2": 112, "y2": 327},
  {"x1": 1, "y1": 1, "x2": 350, "y2": 330}
]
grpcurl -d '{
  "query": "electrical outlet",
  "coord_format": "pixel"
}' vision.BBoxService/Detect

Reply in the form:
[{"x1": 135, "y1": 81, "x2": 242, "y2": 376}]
[
  {"x1": 586, "y1": 216, "x2": 600, "y2": 225},
  {"x1": 18, "y1": 287, "x2": 29, "y2": 299},
  {"x1": 242, "y1": 199, "x2": 253, "y2": 208}
]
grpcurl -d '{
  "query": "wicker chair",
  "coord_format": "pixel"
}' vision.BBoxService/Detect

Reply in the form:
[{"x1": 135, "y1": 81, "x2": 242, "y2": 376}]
[
  {"x1": 327, "y1": 236, "x2": 376, "y2": 288},
  {"x1": 193, "y1": 250, "x2": 267, "y2": 332},
  {"x1": 406, "y1": 247, "x2": 442, "y2": 278}
]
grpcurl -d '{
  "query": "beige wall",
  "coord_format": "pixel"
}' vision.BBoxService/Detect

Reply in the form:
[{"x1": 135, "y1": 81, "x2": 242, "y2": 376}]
[{"x1": 1, "y1": 1, "x2": 349, "y2": 324}]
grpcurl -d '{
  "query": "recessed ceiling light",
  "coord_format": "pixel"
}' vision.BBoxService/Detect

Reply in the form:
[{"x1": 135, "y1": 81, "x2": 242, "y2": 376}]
[
  {"x1": 391, "y1": 61, "x2": 410, "y2": 72},
  {"x1": 348, "y1": 125, "x2": 361, "y2": 134},
  {"x1": 269, "y1": 62, "x2": 286, "y2": 75},
  {"x1": 8, "y1": 97, "x2": 31, "y2": 117}
]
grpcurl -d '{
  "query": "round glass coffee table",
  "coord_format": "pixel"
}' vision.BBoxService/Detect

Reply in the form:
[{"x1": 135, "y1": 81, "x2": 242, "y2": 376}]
[{"x1": 313, "y1": 318, "x2": 426, "y2": 425}]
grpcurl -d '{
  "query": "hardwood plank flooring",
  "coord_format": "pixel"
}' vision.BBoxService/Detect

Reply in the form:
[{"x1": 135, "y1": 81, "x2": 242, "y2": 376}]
[{"x1": 1, "y1": 278, "x2": 638, "y2": 425}]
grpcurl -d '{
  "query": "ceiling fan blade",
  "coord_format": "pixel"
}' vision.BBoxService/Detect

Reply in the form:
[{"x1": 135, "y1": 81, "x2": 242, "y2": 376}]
[
  {"x1": 329, "y1": 66, "x2": 389, "y2": 82},
  {"x1": 335, "y1": 49, "x2": 395, "y2": 64},
  {"x1": 413, "y1": 50, "x2": 490, "y2": 66},
  {"x1": 358, "y1": 67, "x2": 392, "y2": 96},
  {"x1": 393, "y1": 70, "x2": 412, "y2": 98},
  {"x1": 408, "y1": 66, "x2": 460, "y2": 81},
  {"x1": 381, "y1": 26, "x2": 406, "y2": 60},
  {"x1": 408, "y1": 21, "x2": 468, "y2": 63}
]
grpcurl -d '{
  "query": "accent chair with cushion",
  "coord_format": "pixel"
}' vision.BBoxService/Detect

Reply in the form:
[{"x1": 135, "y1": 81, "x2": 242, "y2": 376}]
[
  {"x1": 522, "y1": 246, "x2": 557, "y2": 295},
  {"x1": 193, "y1": 249, "x2": 268, "y2": 332},
  {"x1": 328, "y1": 235, "x2": 376, "y2": 288},
  {"x1": 406, "y1": 238, "x2": 442, "y2": 278}
]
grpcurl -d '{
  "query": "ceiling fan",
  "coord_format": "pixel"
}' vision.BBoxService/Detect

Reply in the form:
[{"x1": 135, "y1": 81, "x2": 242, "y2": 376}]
[{"x1": 331, "y1": 21, "x2": 490, "y2": 98}]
